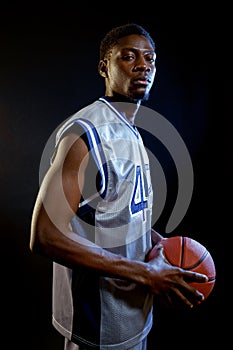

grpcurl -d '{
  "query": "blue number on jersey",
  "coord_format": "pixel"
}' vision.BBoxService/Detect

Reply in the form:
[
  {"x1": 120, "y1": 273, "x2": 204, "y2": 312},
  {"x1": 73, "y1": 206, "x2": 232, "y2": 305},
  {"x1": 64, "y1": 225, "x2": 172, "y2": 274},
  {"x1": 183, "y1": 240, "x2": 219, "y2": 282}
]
[{"x1": 131, "y1": 165, "x2": 147, "y2": 214}]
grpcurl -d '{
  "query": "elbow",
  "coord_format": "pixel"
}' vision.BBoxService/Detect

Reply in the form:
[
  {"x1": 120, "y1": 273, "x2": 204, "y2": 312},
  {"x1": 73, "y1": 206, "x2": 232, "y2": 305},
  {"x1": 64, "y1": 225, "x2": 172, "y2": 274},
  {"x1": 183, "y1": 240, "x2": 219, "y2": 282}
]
[
  {"x1": 29, "y1": 224, "x2": 50, "y2": 257},
  {"x1": 29, "y1": 233, "x2": 40, "y2": 254},
  {"x1": 30, "y1": 201, "x2": 55, "y2": 256}
]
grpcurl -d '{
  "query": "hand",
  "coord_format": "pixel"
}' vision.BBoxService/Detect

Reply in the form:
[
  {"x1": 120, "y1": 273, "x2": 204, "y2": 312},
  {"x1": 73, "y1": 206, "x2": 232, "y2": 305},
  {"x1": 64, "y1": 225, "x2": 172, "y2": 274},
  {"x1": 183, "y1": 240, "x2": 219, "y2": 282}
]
[{"x1": 145, "y1": 243, "x2": 208, "y2": 308}]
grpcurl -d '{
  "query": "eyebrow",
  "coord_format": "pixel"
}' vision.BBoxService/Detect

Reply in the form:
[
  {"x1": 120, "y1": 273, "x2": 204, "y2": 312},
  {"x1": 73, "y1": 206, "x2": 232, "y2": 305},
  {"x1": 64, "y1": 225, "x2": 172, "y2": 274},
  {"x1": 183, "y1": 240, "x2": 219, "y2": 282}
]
[{"x1": 121, "y1": 47, "x2": 156, "y2": 54}]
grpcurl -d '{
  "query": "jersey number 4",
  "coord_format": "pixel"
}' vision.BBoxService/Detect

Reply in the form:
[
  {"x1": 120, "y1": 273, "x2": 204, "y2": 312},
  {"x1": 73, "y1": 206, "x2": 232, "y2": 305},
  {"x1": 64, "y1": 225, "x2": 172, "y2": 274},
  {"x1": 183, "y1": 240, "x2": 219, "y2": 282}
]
[{"x1": 131, "y1": 165, "x2": 148, "y2": 215}]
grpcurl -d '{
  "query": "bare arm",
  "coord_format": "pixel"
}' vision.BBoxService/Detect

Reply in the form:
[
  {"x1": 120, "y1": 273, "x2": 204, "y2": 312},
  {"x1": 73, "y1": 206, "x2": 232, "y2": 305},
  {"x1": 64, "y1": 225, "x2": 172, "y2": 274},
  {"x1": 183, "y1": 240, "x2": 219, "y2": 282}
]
[
  {"x1": 30, "y1": 132, "x2": 207, "y2": 308},
  {"x1": 30, "y1": 133, "x2": 149, "y2": 279}
]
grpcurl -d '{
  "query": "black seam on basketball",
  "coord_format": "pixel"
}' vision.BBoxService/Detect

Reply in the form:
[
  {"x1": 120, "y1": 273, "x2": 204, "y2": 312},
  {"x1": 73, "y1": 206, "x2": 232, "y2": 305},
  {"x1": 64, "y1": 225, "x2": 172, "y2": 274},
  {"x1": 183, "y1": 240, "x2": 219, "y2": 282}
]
[
  {"x1": 181, "y1": 236, "x2": 185, "y2": 267},
  {"x1": 184, "y1": 250, "x2": 209, "y2": 270},
  {"x1": 208, "y1": 277, "x2": 216, "y2": 282}
]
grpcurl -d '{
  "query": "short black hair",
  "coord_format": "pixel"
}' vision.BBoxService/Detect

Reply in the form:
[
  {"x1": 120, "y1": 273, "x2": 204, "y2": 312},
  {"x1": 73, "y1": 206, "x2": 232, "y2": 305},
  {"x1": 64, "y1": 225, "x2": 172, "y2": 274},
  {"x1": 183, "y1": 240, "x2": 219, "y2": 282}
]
[{"x1": 99, "y1": 23, "x2": 156, "y2": 60}]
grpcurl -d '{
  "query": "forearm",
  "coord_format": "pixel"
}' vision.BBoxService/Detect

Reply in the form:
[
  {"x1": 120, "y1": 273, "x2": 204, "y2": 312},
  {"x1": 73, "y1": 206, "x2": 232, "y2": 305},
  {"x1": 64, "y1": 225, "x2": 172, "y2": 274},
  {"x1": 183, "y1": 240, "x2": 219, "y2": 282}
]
[
  {"x1": 30, "y1": 201, "x2": 151, "y2": 285},
  {"x1": 31, "y1": 202, "x2": 208, "y2": 307}
]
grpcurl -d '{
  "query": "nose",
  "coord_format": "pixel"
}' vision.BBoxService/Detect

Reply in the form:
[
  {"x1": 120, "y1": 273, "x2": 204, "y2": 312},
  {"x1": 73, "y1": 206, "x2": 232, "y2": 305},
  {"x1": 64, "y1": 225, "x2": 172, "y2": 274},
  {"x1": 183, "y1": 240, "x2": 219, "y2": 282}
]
[
  {"x1": 133, "y1": 64, "x2": 150, "y2": 72},
  {"x1": 133, "y1": 57, "x2": 151, "y2": 72}
]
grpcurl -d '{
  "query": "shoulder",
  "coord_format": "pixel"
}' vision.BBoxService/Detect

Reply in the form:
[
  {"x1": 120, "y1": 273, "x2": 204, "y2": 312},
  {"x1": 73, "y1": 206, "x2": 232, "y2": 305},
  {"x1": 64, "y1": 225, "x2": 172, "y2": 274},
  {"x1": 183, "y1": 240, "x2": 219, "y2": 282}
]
[{"x1": 56, "y1": 99, "x2": 111, "y2": 138}]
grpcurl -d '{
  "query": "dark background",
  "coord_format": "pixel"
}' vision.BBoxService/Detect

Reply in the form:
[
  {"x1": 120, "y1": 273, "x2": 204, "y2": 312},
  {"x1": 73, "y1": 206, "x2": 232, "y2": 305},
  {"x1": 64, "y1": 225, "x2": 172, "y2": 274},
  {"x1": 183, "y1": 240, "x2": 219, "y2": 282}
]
[{"x1": 1, "y1": 4, "x2": 231, "y2": 349}]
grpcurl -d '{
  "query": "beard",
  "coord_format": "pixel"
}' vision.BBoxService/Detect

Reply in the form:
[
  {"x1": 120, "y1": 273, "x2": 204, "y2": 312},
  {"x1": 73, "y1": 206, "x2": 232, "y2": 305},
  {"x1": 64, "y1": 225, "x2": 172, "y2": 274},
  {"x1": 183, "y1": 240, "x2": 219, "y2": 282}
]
[
  {"x1": 127, "y1": 86, "x2": 151, "y2": 102},
  {"x1": 132, "y1": 90, "x2": 150, "y2": 102},
  {"x1": 109, "y1": 90, "x2": 151, "y2": 104}
]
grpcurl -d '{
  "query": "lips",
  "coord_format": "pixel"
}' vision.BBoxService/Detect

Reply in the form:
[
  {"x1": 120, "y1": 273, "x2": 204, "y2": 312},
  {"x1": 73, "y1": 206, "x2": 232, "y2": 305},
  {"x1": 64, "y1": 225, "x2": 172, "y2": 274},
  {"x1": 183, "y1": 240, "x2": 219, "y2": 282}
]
[{"x1": 132, "y1": 77, "x2": 151, "y2": 86}]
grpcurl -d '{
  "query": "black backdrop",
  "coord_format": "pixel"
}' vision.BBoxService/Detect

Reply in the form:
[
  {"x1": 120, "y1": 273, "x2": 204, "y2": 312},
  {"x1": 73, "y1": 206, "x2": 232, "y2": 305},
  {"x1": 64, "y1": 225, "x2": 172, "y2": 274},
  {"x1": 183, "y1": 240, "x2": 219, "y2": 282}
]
[{"x1": 1, "y1": 4, "x2": 231, "y2": 349}]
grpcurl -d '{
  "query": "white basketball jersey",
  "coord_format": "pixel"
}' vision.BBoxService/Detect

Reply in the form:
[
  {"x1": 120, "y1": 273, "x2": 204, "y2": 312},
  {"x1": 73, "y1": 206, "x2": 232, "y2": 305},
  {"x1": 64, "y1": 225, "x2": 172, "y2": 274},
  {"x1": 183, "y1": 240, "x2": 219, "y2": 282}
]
[{"x1": 52, "y1": 97, "x2": 154, "y2": 349}]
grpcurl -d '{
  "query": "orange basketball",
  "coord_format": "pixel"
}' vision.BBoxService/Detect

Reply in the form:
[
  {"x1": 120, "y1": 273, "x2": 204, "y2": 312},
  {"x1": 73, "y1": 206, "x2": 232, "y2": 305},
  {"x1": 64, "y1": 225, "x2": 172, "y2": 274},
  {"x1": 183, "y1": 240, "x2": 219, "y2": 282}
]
[{"x1": 147, "y1": 236, "x2": 216, "y2": 300}]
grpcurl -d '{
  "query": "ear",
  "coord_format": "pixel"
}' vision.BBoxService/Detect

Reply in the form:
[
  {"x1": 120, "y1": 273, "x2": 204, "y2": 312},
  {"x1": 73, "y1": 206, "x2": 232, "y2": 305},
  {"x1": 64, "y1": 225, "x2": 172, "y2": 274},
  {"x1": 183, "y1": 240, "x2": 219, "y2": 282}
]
[{"x1": 98, "y1": 60, "x2": 108, "y2": 78}]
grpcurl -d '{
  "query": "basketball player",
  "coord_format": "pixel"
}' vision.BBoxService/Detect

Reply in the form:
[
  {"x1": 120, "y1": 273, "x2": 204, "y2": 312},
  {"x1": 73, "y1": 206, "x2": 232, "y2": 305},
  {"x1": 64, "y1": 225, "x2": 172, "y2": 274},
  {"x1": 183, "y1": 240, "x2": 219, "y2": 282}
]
[{"x1": 30, "y1": 23, "x2": 208, "y2": 350}]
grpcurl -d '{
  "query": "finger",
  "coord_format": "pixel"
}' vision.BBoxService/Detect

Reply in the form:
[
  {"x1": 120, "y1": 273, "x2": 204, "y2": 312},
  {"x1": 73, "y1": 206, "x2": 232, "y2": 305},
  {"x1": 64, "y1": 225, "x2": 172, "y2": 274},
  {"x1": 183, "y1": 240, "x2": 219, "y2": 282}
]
[
  {"x1": 183, "y1": 270, "x2": 208, "y2": 282},
  {"x1": 170, "y1": 287, "x2": 194, "y2": 309}
]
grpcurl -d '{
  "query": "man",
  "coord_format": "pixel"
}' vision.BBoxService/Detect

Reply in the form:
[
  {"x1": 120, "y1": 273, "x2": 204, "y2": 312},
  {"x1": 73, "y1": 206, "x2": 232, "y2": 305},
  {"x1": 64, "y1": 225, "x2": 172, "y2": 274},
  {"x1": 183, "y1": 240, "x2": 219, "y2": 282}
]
[{"x1": 30, "y1": 23, "x2": 207, "y2": 350}]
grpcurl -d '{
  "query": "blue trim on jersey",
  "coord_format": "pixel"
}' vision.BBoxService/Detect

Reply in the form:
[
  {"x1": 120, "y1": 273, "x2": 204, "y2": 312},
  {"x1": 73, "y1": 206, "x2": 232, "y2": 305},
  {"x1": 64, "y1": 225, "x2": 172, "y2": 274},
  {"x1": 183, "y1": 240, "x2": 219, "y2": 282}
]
[
  {"x1": 76, "y1": 119, "x2": 108, "y2": 200},
  {"x1": 99, "y1": 97, "x2": 140, "y2": 139}
]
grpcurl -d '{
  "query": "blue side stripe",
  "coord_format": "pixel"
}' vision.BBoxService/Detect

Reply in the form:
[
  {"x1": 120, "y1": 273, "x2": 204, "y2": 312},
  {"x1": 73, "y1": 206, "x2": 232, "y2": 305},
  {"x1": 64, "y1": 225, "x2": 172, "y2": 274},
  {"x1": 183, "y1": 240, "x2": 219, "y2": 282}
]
[{"x1": 76, "y1": 118, "x2": 108, "y2": 200}]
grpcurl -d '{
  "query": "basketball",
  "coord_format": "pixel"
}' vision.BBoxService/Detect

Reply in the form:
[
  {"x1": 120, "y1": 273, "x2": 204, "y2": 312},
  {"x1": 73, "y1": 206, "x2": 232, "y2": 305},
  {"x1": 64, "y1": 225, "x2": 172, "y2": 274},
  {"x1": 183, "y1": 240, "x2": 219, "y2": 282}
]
[{"x1": 147, "y1": 236, "x2": 216, "y2": 300}]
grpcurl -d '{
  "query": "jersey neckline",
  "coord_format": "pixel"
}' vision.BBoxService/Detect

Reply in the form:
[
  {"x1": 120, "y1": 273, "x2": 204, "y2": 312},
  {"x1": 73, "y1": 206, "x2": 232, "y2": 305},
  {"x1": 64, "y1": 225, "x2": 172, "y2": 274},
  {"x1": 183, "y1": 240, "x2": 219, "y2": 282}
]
[{"x1": 99, "y1": 96, "x2": 139, "y2": 138}]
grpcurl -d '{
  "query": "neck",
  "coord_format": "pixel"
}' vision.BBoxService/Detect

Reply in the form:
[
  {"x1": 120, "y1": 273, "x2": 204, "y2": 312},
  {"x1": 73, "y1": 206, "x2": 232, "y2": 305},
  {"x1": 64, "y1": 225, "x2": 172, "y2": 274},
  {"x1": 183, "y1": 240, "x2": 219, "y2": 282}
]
[{"x1": 104, "y1": 95, "x2": 141, "y2": 125}]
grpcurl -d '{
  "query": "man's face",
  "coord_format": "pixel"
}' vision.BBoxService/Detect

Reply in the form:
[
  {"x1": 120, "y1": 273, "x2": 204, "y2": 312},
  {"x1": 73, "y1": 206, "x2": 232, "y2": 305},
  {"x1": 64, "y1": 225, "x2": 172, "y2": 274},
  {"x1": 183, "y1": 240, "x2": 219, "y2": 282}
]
[{"x1": 103, "y1": 34, "x2": 156, "y2": 102}]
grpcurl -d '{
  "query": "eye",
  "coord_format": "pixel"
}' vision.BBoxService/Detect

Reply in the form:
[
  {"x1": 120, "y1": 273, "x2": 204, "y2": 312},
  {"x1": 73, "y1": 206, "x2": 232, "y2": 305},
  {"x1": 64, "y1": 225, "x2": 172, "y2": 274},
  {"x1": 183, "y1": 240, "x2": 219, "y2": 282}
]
[
  {"x1": 145, "y1": 55, "x2": 156, "y2": 63},
  {"x1": 122, "y1": 54, "x2": 135, "y2": 61}
]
